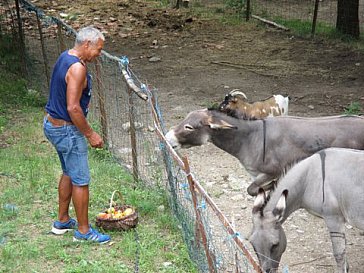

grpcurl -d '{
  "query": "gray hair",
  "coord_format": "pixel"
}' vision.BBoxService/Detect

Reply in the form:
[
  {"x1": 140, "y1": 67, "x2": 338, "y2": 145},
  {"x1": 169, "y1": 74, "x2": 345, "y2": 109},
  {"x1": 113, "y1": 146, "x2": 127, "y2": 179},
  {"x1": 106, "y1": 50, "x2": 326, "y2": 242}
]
[{"x1": 75, "y1": 27, "x2": 105, "y2": 46}]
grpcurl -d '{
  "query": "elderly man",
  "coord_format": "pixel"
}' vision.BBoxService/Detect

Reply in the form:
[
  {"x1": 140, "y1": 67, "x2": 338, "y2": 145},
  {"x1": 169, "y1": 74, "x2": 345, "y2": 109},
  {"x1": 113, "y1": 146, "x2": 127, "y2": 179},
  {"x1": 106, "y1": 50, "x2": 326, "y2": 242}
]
[{"x1": 43, "y1": 27, "x2": 110, "y2": 244}]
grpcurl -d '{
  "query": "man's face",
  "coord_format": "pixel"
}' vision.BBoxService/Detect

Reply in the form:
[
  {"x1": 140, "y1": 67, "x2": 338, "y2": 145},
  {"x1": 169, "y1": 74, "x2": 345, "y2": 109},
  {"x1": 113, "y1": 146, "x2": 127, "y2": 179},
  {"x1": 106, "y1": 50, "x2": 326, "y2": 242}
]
[{"x1": 85, "y1": 38, "x2": 104, "y2": 62}]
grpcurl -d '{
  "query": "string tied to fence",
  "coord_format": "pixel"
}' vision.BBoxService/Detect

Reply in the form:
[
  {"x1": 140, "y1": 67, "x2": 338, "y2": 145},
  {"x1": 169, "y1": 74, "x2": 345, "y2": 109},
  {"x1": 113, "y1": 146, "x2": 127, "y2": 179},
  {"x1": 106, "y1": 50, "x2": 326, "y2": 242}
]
[
  {"x1": 120, "y1": 55, "x2": 129, "y2": 67},
  {"x1": 197, "y1": 199, "x2": 206, "y2": 210}
]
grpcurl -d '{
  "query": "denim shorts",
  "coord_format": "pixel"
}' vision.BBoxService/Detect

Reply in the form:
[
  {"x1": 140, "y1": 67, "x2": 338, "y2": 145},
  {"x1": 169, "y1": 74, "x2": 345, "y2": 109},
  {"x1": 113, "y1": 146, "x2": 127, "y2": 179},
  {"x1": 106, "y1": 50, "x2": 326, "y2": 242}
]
[{"x1": 43, "y1": 117, "x2": 90, "y2": 186}]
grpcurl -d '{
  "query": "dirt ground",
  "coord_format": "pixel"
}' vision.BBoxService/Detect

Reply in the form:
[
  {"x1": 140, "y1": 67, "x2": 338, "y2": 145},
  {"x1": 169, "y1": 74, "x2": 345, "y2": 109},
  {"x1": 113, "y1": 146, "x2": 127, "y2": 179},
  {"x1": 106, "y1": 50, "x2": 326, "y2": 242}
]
[{"x1": 31, "y1": 0, "x2": 364, "y2": 272}]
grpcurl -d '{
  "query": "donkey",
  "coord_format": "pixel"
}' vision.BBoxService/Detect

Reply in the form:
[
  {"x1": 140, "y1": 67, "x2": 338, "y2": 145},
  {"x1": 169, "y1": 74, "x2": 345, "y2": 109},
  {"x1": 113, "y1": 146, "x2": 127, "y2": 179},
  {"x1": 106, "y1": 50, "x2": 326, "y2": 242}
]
[
  {"x1": 249, "y1": 148, "x2": 364, "y2": 273},
  {"x1": 165, "y1": 109, "x2": 364, "y2": 195}
]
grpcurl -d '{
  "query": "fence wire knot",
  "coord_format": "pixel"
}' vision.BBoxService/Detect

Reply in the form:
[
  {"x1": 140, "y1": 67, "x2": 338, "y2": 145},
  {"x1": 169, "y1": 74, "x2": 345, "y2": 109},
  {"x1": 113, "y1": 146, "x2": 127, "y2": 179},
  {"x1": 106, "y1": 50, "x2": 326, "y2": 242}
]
[
  {"x1": 120, "y1": 55, "x2": 129, "y2": 67},
  {"x1": 198, "y1": 200, "x2": 206, "y2": 210},
  {"x1": 230, "y1": 232, "x2": 241, "y2": 239},
  {"x1": 282, "y1": 265, "x2": 290, "y2": 273}
]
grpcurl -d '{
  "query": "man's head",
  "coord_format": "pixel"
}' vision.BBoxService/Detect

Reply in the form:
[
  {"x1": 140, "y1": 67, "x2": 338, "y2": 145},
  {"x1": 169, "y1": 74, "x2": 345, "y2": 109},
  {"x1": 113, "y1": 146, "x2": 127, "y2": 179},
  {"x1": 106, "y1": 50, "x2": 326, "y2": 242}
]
[{"x1": 75, "y1": 27, "x2": 105, "y2": 62}]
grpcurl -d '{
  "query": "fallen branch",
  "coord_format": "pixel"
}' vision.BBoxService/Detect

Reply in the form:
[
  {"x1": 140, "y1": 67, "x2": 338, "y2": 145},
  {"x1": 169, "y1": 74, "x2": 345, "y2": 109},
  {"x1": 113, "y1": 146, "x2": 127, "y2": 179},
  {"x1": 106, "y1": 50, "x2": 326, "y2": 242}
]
[
  {"x1": 211, "y1": 61, "x2": 278, "y2": 78},
  {"x1": 252, "y1": 15, "x2": 289, "y2": 31}
]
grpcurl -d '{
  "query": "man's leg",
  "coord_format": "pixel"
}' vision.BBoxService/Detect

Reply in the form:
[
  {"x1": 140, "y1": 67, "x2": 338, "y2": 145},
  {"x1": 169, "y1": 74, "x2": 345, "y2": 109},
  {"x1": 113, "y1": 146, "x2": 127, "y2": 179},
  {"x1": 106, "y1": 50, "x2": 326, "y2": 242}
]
[
  {"x1": 58, "y1": 174, "x2": 73, "y2": 222},
  {"x1": 72, "y1": 185, "x2": 89, "y2": 234}
]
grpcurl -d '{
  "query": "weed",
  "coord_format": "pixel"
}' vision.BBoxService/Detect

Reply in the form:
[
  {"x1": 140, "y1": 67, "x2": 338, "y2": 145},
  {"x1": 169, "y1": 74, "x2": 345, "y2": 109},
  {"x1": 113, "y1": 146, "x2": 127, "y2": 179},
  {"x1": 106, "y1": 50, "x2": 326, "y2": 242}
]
[{"x1": 344, "y1": 101, "x2": 363, "y2": 115}]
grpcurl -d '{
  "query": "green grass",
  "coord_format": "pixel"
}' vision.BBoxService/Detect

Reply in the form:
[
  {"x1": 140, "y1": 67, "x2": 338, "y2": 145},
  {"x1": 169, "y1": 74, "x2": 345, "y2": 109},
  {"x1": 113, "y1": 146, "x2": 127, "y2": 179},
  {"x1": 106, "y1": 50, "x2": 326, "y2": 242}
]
[
  {"x1": 344, "y1": 101, "x2": 363, "y2": 115},
  {"x1": 0, "y1": 34, "x2": 197, "y2": 273}
]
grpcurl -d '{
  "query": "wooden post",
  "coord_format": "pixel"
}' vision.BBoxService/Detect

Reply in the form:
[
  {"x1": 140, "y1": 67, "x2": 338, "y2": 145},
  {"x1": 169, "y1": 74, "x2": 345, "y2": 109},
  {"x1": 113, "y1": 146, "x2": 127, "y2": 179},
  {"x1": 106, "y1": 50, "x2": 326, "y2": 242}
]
[
  {"x1": 94, "y1": 60, "x2": 108, "y2": 145},
  {"x1": 57, "y1": 22, "x2": 66, "y2": 54},
  {"x1": 36, "y1": 12, "x2": 50, "y2": 87},
  {"x1": 311, "y1": 0, "x2": 320, "y2": 37},
  {"x1": 183, "y1": 157, "x2": 216, "y2": 273},
  {"x1": 128, "y1": 86, "x2": 139, "y2": 184},
  {"x1": 246, "y1": 0, "x2": 251, "y2": 22},
  {"x1": 15, "y1": 0, "x2": 27, "y2": 76}
]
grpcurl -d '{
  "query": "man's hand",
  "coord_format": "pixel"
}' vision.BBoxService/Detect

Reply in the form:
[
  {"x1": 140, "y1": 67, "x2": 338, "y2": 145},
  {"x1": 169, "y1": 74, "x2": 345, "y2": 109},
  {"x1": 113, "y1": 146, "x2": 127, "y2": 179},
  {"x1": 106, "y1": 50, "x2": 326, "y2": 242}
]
[{"x1": 87, "y1": 131, "x2": 104, "y2": 148}]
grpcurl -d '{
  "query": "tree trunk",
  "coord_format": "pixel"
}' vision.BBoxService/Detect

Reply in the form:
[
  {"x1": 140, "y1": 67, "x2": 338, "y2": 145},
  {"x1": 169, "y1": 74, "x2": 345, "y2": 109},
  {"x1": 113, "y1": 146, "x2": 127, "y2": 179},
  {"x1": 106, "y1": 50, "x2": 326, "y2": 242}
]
[{"x1": 336, "y1": 0, "x2": 360, "y2": 38}]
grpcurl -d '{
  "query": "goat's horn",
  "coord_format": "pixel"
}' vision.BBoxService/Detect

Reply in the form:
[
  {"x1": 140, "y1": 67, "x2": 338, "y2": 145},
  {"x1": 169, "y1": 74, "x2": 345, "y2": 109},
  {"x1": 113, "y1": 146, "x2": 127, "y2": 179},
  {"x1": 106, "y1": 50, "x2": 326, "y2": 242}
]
[{"x1": 229, "y1": 89, "x2": 247, "y2": 99}]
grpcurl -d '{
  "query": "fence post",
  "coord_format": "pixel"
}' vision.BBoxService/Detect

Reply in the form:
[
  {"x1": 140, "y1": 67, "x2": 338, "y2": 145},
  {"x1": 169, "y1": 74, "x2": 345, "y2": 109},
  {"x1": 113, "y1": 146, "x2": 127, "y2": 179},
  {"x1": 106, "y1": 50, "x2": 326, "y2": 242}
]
[
  {"x1": 183, "y1": 156, "x2": 217, "y2": 273},
  {"x1": 36, "y1": 12, "x2": 50, "y2": 87},
  {"x1": 246, "y1": 0, "x2": 251, "y2": 21},
  {"x1": 128, "y1": 86, "x2": 139, "y2": 184},
  {"x1": 15, "y1": 0, "x2": 27, "y2": 76},
  {"x1": 57, "y1": 22, "x2": 66, "y2": 54},
  {"x1": 94, "y1": 59, "x2": 108, "y2": 145},
  {"x1": 311, "y1": 0, "x2": 320, "y2": 37}
]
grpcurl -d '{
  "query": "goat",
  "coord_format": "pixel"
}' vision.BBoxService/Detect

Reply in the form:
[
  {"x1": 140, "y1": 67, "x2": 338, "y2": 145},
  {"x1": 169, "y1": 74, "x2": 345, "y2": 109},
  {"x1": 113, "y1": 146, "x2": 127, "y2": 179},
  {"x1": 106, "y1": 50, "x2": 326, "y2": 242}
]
[
  {"x1": 165, "y1": 109, "x2": 364, "y2": 195},
  {"x1": 218, "y1": 89, "x2": 289, "y2": 119}
]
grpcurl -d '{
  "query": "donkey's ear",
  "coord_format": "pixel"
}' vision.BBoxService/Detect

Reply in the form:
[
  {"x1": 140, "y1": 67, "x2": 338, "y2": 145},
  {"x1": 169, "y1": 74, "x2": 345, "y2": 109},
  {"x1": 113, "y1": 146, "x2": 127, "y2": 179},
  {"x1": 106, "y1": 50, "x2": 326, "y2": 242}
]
[
  {"x1": 273, "y1": 190, "x2": 288, "y2": 222},
  {"x1": 252, "y1": 188, "x2": 266, "y2": 215},
  {"x1": 206, "y1": 116, "x2": 237, "y2": 130}
]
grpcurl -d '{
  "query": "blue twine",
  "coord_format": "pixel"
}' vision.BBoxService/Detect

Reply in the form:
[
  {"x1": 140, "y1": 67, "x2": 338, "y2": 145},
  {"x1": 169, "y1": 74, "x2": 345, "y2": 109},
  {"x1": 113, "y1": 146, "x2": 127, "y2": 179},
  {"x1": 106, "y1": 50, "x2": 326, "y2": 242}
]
[
  {"x1": 120, "y1": 56, "x2": 129, "y2": 67},
  {"x1": 229, "y1": 232, "x2": 241, "y2": 240},
  {"x1": 282, "y1": 265, "x2": 290, "y2": 273},
  {"x1": 197, "y1": 200, "x2": 206, "y2": 210},
  {"x1": 140, "y1": 83, "x2": 147, "y2": 91}
]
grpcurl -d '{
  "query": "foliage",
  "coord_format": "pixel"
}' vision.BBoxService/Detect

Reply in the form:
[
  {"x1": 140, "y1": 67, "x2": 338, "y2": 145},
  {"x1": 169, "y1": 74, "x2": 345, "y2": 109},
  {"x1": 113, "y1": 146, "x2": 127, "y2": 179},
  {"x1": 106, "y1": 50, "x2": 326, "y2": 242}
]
[
  {"x1": 224, "y1": 0, "x2": 246, "y2": 14},
  {"x1": 0, "y1": 33, "x2": 22, "y2": 75},
  {"x1": 0, "y1": 34, "x2": 46, "y2": 133},
  {"x1": 344, "y1": 101, "x2": 363, "y2": 115}
]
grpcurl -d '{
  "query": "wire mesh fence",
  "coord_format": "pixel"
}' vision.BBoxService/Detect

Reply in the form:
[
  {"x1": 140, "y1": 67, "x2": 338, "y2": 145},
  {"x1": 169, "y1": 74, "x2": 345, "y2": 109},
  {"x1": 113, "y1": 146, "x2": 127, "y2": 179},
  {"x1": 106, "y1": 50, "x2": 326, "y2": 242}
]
[
  {"x1": 1, "y1": 0, "x2": 264, "y2": 272},
  {"x1": 174, "y1": 0, "x2": 364, "y2": 36}
]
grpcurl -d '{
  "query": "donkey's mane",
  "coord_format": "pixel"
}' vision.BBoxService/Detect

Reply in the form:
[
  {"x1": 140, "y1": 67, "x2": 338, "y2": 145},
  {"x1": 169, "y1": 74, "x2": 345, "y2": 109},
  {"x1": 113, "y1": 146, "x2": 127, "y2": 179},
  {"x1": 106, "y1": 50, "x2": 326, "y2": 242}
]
[{"x1": 263, "y1": 158, "x2": 306, "y2": 209}]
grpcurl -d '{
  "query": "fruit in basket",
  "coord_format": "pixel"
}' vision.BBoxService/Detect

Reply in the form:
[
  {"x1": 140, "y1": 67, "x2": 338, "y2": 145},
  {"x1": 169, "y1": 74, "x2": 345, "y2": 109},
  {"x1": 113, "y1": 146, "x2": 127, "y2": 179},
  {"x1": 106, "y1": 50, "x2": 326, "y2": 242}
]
[
  {"x1": 114, "y1": 211, "x2": 123, "y2": 219},
  {"x1": 107, "y1": 207, "x2": 115, "y2": 214},
  {"x1": 98, "y1": 212, "x2": 109, "y2": 220},
  {"x1": 124, "y1": 208, "x2": 133, "y2": 216}
]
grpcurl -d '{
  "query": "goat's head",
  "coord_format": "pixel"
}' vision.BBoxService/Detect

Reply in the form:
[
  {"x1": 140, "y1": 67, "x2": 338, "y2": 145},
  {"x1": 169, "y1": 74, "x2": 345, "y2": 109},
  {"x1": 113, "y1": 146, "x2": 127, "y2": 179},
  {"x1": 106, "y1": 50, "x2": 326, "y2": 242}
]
[{"x1": 218, "y1": 89, "x2": 248, "y2": 114}]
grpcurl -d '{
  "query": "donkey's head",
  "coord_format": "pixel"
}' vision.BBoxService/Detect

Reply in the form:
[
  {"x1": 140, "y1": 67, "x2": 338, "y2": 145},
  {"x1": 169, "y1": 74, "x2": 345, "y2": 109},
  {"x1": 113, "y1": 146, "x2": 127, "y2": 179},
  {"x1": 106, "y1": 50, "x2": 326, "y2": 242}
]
[{"x1": 249, "y1": 189, "x2": 288, "y2": 273}]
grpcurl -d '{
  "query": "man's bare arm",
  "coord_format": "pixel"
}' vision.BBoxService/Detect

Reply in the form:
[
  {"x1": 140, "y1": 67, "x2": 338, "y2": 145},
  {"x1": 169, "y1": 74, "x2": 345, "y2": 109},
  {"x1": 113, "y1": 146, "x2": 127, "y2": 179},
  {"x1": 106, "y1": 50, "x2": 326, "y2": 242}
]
[{"x1": 66, "y1": 63, "x2": 103, "y2": 148}]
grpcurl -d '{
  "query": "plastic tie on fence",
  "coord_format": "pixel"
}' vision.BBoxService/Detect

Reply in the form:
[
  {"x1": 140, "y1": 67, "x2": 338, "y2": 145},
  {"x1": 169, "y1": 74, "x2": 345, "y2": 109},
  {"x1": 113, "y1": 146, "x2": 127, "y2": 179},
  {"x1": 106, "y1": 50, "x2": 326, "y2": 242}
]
[
  {"x1": 197, "y1": 200, "x2": 206, "y2": 210},
  {"x1": 230, "y1": 232, "x2": 241, "y2": 239},
  {"x1": 140, "y1": 83, "x2": 149, "y2": 97},
  {"x1": 282, "y1": 265, "x2": 290, "y2": 273},
  {"x1": 120, "y1": 56, "x2": 129, "y2": 67}
]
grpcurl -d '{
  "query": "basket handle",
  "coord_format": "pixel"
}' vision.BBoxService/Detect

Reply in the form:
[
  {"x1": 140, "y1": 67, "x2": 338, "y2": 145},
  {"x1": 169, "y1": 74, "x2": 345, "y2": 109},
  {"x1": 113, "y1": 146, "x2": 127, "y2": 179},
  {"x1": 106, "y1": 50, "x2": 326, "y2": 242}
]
[{"x1": 108, "y1": 190, "x2": 125, "y2": 211}]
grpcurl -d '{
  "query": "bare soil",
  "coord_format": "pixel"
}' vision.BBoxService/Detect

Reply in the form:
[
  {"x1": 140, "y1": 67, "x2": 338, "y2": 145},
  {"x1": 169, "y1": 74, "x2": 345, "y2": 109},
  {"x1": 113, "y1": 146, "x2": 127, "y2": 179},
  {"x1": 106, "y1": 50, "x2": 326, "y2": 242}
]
[{"x1": 32, "y1": 0, "x2": 364, "y2": 272}]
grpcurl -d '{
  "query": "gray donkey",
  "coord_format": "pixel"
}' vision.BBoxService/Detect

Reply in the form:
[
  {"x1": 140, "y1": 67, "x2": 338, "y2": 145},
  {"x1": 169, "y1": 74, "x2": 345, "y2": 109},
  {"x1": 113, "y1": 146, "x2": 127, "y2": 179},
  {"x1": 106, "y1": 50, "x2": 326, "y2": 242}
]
[
  {"x1": 249, "y1": 148, "x2": 364, "y2": 273},
  {"x1": 165, "y1": 109, "x2": 364, "y2": 195}
]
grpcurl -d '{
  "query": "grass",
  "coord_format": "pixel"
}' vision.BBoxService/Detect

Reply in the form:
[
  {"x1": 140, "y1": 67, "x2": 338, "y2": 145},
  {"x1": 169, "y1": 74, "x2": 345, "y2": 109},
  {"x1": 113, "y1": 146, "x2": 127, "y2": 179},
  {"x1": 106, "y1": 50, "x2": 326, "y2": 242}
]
[
  {"x1": 0, "y1": 34, "x2": 197, "y2": 273},
  {"x1": 344, "y1": 101, "x2": 363, "y2": 115}
]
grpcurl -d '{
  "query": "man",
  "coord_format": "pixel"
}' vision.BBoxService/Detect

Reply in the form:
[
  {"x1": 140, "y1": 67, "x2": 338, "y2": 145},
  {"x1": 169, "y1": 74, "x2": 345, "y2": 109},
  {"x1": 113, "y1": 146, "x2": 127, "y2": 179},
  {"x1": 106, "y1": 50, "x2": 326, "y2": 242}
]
[{"x1": 43, "y1": 26, "x2": 110, "y2": 244}]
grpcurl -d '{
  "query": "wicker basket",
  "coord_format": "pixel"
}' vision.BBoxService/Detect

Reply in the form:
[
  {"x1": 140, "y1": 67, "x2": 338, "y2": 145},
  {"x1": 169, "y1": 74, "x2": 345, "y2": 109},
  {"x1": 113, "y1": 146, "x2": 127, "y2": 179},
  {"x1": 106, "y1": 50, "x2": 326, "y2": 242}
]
[{"x1": 95, "y1": 190, "x2": 138, "y2": 231}]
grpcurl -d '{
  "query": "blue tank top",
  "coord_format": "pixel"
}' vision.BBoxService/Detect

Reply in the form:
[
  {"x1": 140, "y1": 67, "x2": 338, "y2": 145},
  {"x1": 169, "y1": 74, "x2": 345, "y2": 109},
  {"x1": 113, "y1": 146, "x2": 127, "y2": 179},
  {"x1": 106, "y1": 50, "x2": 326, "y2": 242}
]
[{"x1": 45, "y1": 50, "x2": 92, "y2": 122}]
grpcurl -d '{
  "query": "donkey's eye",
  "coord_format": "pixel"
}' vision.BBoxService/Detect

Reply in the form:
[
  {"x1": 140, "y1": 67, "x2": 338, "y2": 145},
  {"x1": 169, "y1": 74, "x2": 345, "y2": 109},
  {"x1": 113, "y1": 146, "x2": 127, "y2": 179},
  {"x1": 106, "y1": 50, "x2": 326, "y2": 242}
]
[
  {"x1": 184, "y1": 125, "x2": 194, "y2": 131},
  {"x1": 271, "y1": 243, "x2": 279, "y2": 251}
]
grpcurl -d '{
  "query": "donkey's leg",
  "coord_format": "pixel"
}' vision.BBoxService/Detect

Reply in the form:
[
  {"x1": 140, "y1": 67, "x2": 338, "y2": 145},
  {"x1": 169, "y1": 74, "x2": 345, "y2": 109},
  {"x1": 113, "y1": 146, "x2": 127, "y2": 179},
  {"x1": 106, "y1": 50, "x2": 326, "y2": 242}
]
[{"x1": 325, "y1": 216, "x2": 349, "y2": 273}]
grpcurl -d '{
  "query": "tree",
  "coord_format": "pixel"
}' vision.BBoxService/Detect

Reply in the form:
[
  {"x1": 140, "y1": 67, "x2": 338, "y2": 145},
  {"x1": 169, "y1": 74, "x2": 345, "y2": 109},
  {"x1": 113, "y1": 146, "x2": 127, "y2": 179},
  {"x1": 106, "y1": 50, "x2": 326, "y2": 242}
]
[{"x1": 336, "y1": 0, "x2": 360, "y2": 39}]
